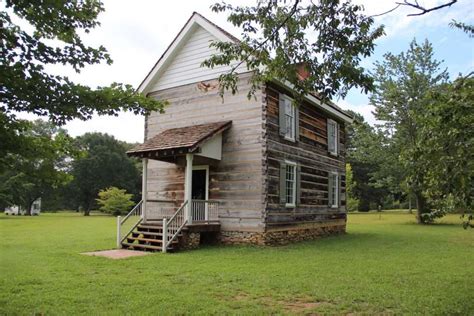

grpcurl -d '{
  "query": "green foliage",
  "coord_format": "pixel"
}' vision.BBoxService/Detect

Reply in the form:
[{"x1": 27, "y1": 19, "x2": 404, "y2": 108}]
[
  {"x1": 0, "y1": 0, "x2": 165, "y2": 158},
  {"x1": 0, "y1": 120, "x2": 73, "y2": 213},
  {"x1": 449, "y1": 20, "x2": 474, "y2": 37},
  {"x1": 0, "y1": 212, "x2": 472, "y2": 314},
  {"x1": 345, "y1": 163, "x2": 359, "y2": 211},
  {"x1": 370, "y1": 39, "x2": 449, "y2": 223},
  {"x1": 345, "y1": 111, "x2": 395, "y2": 211},
  {"x1": 419, "y1": 76, "x2": 474, "y2": 222},
  {"x1": 68, "y1": 133, "x2": 141, "y2": 215},
  {"x1": 203, "y1": 0, "x2": 384, "y2": 100},
  {"x1": 96, "y1": 187, "x2": 134, "y2": 216}
]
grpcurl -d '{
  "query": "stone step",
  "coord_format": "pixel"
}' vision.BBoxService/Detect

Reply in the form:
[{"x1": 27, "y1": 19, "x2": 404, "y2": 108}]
[
  {"x1": 122, "y1": 242, "x2": 167, "y2": 252},
  {"x1": 126, "y1": 236, "x2": 163, "y2": 244}
]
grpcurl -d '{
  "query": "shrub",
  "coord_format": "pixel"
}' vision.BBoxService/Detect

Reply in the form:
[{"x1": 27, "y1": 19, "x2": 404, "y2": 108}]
[{"x1": 96, "y1": 187, "x2": 135, "y2": 216}]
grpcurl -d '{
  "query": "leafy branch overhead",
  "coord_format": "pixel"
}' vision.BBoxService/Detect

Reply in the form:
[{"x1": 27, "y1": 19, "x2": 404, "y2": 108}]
[
  {"x1": 0, "y1": 0, "x2": 166, "y2": 127},
  {"x1": 202, "y1": 0, "x2": 385, "y2": 100}
]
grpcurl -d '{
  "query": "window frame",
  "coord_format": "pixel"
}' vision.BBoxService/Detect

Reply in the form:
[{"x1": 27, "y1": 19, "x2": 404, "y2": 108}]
[
  {"x1": 329, "y1": 172, "x2": 339, "y2": 208},
  {"x1": 282, "y1": 95, "x2": 296, "y2": 142},
  {"x1": 327, "y1": 119, "x2": 338, "y2": 156},
  {"x1": 285, "y1": 160, "x2": 297, "y2": 208}
]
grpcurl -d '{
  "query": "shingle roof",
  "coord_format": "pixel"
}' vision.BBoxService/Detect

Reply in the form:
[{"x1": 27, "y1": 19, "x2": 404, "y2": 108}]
[{"x1": 127, "y1": 121, "x2": 232, "y2": 157}]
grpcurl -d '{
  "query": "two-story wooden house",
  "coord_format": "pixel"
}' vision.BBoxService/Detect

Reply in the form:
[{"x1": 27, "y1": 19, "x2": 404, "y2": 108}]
[{"x1": 118, "y1": 12, "x2": 352, "y2": 252}]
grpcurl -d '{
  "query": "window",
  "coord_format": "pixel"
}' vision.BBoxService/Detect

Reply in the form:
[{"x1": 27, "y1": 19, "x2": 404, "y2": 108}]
[
  {"x1": 284, "y1": 97, "x2": 296, "y2": 140},
  {"x1": 285, "y1": 162, "x2": 297, "y2": 207},
  {"x1": 327, "y1": 119, "x2": 338, "y2": 155},
  {"x1": 328, "y1": 172, "x2": 339, "y2": 208},
  {"x1": 279, "y1": 94, "x2": 297, "y2": 141}
]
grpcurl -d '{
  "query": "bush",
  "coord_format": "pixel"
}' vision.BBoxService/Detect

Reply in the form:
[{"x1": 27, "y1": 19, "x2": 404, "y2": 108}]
[
  {"x1": 96, "y1": 187, "x2": 135, "y2": 216},
  {"x1": 347, "y1": 197, "x2": 359, "y2": 212}
]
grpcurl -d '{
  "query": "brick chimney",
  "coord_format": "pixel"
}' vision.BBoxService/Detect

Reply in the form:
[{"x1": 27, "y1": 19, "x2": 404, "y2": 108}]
[{"x1": 295, "y1": 63, "x2": 310, "y2": 81}]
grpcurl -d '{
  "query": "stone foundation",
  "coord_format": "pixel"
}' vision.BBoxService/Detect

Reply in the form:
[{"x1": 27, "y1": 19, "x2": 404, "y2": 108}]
[
  {"x1": 176, "y1": 220, "x2": 346, "y2": 250},
  {"x1": 219, "y1": 221, "x2": 346, "y2": 246},
  {"x1": 178, "y1": 232, "x2": 200, "y2": 250}
]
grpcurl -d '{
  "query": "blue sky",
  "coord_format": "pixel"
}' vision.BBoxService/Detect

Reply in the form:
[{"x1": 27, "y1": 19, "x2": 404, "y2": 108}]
[
  {"x1": 341, "y1": 1, "x2": 474, "y2": 123},
  {"x1": 14, "y1": 0, "x2": 474, "y2": 142}
]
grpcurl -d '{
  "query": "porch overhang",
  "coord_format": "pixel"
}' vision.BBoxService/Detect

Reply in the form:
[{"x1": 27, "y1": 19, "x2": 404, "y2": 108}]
[{"x1": 127, "y1": 120, "x2": 232, "y2": 162}]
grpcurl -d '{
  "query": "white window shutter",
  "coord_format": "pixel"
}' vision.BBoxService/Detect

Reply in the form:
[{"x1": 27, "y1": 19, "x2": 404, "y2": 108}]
[
  {"x1": 279, "y1": 93, "x2": 286, "y2": 136},
  {"x1": 328, "y1": 172, "x2": 334, "y2": 207},
  {"x1": 327, "y1": 119, "x2": 335, "y2": 154},
  {"x1": 279, "y1": 162, "x2": 287, "y2": 204},
  {"x1": 296, "y1": 164, "x2": 301, "y2": 205},
  {"x1": 295, "y1": 106, "x2": 300, "y2": 141}
]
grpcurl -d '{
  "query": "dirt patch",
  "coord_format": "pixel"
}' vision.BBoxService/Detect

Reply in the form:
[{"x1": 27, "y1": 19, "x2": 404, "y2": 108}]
[
  {"x1": 283, "y1": 299, "x2": 323, "y2": 313},
  {"x1": 232, "y1": 292, "x2": 328, "y2": 314},
  {"x1": 233, "y1": 292, "x2": 251, "y2": 301},
  {"x1": 81, "y1": 249, "x2": 151, "y2": 259}
]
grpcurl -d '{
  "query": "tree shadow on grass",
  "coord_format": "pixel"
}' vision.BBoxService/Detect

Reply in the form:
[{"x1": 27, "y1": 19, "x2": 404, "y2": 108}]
[{"x1": 401, "y1": 221, "x2": 463, "y2": 228}]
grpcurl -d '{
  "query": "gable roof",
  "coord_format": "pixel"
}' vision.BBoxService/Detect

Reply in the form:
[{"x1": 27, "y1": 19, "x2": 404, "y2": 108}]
[
  {"x1": 127, "y1": 121, "x2": 232, "y2": 158},
  {"x1": 138, "y1": 12, "x2": 352, "y2": 123},
  {"x1": 137, "y1": 12, "x2": 238, "y2": 95}
]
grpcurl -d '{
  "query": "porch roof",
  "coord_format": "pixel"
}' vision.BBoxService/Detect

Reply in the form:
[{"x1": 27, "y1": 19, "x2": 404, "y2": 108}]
[{"x1": 127, "y1": 121, "x2": 232, "y2": 159}]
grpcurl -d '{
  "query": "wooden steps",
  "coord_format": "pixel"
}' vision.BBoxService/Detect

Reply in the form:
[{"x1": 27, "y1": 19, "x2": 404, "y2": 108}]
[
  {"x1": 121, "y1": 222, "x2": 180, "y2": 252},
  {"x1": 121, "y1": 242, "x2": 173, "y2": 252}
]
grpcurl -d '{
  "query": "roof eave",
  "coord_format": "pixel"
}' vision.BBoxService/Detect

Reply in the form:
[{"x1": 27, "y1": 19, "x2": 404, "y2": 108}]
[{"x1": 271, "y1": 79, "x2": 354, "y2": 124}]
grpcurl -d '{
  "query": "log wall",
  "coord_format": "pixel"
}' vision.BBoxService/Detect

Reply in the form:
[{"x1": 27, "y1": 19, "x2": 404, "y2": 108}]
[
  {"x1": 145, "y1": 72, "x2": 266, "y2": 232},
  {"x1": 263, "y1": 84, "x2": 347, "y2": 229}
]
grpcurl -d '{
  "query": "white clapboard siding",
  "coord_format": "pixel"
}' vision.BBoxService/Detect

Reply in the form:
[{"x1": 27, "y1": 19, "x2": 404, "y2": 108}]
[{"x1": 150, "y1": 24, "x2": 247, "y2": 92}]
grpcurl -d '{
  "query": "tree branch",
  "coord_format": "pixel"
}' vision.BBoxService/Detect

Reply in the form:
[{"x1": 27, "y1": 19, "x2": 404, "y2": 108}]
[
  {"x1": 369, "y1": 4, "x2": 401, "y2": 18},
  {"x1": 396, "y1": 0, "x2": 458, "y2": 16},
  {"x1": 228, "y1": 0, "x2": 301, "y2": 74}
]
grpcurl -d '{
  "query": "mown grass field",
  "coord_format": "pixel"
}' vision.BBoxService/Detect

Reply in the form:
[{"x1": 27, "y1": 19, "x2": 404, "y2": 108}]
[{"x1": 0, "y1": 212, "x2": 472, "y2": 315}]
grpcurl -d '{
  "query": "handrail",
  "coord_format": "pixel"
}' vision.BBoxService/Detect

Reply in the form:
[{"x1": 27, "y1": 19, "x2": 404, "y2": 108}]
[
  {"x1": 191, "y1": 199, "x2": 219, "y2": 222},
  {"x1": 117, "y1": 200, "x2": 143, "y2": 248},
  {"x1": 162, "y1": 200, "x2": 188, "y2": 252},
  {"x1": 120, "y1": 200, "x2": 143, "y2": 224}
]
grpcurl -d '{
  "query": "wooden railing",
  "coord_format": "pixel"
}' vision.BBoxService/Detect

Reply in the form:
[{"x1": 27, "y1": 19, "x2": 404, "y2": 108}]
[
  {"x1": 162, "y1": 200, "x2": 188, "y2": 253},
  {"x1": 145, "y1": 199, "x2": 178, "y2": 221},
  {"x1": 117, "y1": 200, "x2": 143, "y2": 248},
  {"x1": 191, "y1": 199, "x2": 219, "y2": 222}
]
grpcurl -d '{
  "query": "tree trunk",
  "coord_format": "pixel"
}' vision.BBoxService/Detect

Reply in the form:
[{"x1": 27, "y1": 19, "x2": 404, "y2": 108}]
[
  {"x1": 23, "y1": 200, "x2": 33, "y2": 216},
  {"x1": 415, "y1": 191, "x2": 428, "y2": 224},
  {"x1": 84, "y1": 208, "x2": 91, "y2": 216}
]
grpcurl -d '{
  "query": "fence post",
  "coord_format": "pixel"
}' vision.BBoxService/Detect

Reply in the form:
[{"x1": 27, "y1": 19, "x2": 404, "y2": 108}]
[
  {"x1": 116, "y1": 216, "x2": 121, "y2": 248},
  {"x1": 162, "y1": 218, "x2": 168, "y2": 253},
  {"x1": 205, "y1": 202, "x2": 209, "y2": 221}
]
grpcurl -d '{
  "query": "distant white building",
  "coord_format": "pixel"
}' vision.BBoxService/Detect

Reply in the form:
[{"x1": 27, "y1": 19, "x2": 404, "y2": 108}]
[{"x1": 4, "y1": 198, "x2": 41, "y2": 215}]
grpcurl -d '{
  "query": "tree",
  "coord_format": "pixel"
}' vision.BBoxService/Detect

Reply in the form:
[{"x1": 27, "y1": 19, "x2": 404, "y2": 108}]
[
  {"x1": 345, "y1": 110, "x2": 397, "y2": 211},
  {"x1": 419, "y1": 76, "x2": 474, "y2": 223},
  {"x1": 0, "y1": 0, "x2": 165, "y2": 159},
  {"x1": 96, "y1": 187, "x2": 134, "y2": 216},
  {"x1": 370, "y1": 39, "x2": 449, "y2": 223},
  {"x1": 68, "y1": 133, "x2": 140, "y2": 216},
  {"x1": 345, "y1": 163, "x2": 359, "y2": 211},
  {"x1": 0, "y1": 120, "x2": 73, "y2": 214},
  {"x1": 203, "y1": 0, "x2": 385, "y2": 100}
]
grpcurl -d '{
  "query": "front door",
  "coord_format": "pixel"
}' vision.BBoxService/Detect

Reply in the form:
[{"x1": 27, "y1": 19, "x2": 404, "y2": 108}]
[
  {"x1": 192, "y1": 169, "x2": 207, "y2": 200},
  {"x1": 191, "y1": 168, "x2": 208, "y2": 221}
]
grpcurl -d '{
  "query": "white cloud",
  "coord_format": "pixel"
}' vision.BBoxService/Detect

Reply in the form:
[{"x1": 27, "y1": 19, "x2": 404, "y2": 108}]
[
  {"x1": 9, "y1": 0, "x2": 473, "y2": 142},
  {"x1": 337, "y1": 99, "x2": 378, "y2": 126}
]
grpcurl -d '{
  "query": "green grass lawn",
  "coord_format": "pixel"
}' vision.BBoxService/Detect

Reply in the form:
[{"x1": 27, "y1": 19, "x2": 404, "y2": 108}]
[{"x1": 1, "y1": 212, "x2": 472, "y2": 315}]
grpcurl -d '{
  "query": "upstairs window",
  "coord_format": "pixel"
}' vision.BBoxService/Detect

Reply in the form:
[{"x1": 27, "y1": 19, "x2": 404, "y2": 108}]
[
  {"x1": 327, "y1": 119, "x2": 338, "y2": 156},
  {"x1": 328, "y1": 172, "x2": 339, "y2": 208},
  {"x1": 279, "y1": 94, "x2": 298, "y2": 142},
  {"x1": 284, "y1": 99, "x2": 295, "y2": 140}
]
